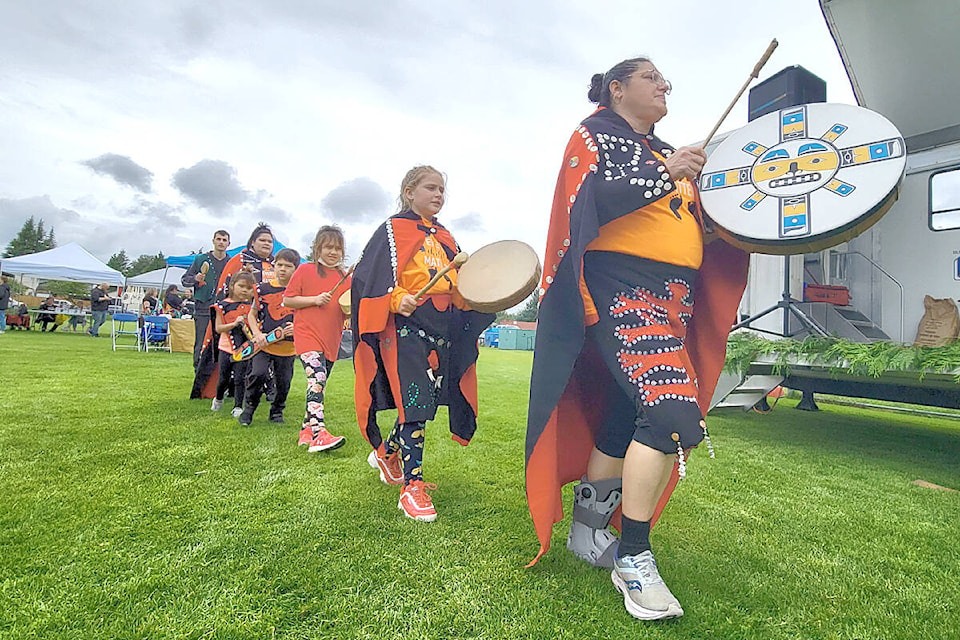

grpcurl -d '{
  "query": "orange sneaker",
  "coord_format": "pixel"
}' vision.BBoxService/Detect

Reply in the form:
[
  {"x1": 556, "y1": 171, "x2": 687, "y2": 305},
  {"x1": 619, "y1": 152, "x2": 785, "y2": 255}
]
[
  {"x1": 398, "y1": 481, "x2": 438, "y2": 522},
  {"x1": 298, "y1": 427, "x2": 314, "y2": 446},
  {"x1": 307, "y1": 427, "x2": 346, "y2": 453},
  {"x1": 367, "y1": 449, "x2": 403, "y2": 485}
]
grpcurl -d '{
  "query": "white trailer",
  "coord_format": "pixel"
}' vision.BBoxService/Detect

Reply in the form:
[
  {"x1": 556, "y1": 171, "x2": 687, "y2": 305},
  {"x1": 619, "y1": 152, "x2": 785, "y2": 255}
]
[{"x1": 731, "y1": 0, "x2": 960, "y2": 344}]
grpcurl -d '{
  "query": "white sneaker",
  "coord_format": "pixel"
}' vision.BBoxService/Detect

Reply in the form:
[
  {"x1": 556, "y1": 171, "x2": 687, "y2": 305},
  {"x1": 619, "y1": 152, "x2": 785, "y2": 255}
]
[
  {"x1": 231, "y1": 407, "x2": 243, "y2": 418},
  {"x1": 611, "y1": 550, "x2": 683, "y2": 620},
  {"x1": 211, "y1": 398, "x2": 223, "y2": 411}
]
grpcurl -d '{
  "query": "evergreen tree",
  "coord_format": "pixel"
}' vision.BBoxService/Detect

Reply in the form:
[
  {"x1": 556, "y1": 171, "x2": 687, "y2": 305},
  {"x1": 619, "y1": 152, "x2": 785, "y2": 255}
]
[
  {"x1": 3, "y1": 216, "x2": 56, "y2": 257},
  {"x1": 128, "y1": 252, "x2": 167, "y2": 277},
  {"x1": 514, "y1": 292, "x2": 539, "y2": 322},
  {"x1": 107, "y1": 250, "x2": 132, "y2": 275}
]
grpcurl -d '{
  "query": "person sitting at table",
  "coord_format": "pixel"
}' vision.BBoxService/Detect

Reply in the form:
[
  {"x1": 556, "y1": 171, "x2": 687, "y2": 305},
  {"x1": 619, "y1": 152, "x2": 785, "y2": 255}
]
[
  {"x1": 37, "y1": 296, "x2": 61, "y2": 332},
  {"x1": 142, "y1": 288, "x2": 160, "y2": 315},
  {"x1": 9, "y1": 303, "x2": 30, "y2": 330},
  {"x1": 181, "y1": 290, "x2": 196, "y2": 317},
  {"x1": 163, "y1": 285, "x2": 183, "y2": 317}
]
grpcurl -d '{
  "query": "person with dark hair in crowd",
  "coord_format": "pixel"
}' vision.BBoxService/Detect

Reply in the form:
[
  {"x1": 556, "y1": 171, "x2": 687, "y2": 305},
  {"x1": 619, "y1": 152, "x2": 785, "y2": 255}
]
[
  {"x1": 13, "y1": 303, "x2": 30, "y2": 330},
  {"x1": 87, "y1": 283, "x2": 113, "y2": 337},
  {"x1": 37, "y1": 295, "x2": 61, "y2": 332},
  {"x1": 238, "y1": 248, "x2": 301, "y2": 426},
  {"x1": 182, "y1": 290, "x2": 195, "y2": 316},
  {"x1": 0, "y1": 275, "x2": 10, "y2": 333},
  {"x1": 210, "y1": 272, "x2": 257, "y2": 417},
  {"x1": 163, "y1": 284, "x2": 183, "y2": 317},
  {"x1": 141, "y1": 288, "x2": 159, "y2": 315},
  {"x1": 523, "y1": 57, "x2": 749, "y2": 620},
  {"x1": 192, "y1": 224, "x2": 276, "y2": 400},
  {"x1": 182, "y1": 229, "x2": 231, "y2": 367},
  {"x1": 216, "y1": 224, "x2": 275, "y2": 295}
]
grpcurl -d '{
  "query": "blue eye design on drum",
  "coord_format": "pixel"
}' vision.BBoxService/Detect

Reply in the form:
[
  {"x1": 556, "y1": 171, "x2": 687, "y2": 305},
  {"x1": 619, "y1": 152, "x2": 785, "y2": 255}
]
[{"x1": 700, "y1": 105, "x2": 904, "y2": 239}]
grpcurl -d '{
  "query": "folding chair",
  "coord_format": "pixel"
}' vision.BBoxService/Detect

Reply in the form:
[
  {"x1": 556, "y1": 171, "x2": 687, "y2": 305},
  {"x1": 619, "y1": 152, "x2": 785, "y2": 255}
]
[
  {"x1": 143, "y1": 315, "x2": 172, "y2": 353},
  {"x1": 111, "y1": 312, "x2": 142, "y2": 352}
]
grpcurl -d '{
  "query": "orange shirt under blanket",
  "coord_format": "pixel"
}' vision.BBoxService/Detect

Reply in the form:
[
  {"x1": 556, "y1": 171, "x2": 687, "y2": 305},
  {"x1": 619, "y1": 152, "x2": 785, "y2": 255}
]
[
  {"x1": 285, "y1": 263, "x2": 350, "y2": 358},
  {"x1": 586, "y1": 175, "x2": 703, "y2": 270},
  {"x1": 390, "y1": 218, "x2": 458, "y2": 312}
]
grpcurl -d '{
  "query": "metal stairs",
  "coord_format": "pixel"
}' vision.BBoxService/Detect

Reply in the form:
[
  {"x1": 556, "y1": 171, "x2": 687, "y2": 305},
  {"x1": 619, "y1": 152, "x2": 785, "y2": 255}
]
[
  {"x1": 799, "y1": 302, "x2": 891, "y2": 342},
  {"x1": 709, "y1": 371, "x2": 785, "y2": 412}
]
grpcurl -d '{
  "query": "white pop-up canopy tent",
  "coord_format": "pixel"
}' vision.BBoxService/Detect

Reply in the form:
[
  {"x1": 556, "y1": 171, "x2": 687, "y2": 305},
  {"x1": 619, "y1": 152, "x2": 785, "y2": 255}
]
[
  {"x1": 0, "y1": 242, "x2": 124, "y2": 285},
  {"x1": 125, "y1": 266, "x2": 187, "y2": 290}
]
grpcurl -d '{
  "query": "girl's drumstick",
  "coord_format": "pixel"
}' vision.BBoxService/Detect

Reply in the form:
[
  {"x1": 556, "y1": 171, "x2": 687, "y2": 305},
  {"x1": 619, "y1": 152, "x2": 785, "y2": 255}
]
[
  {"x1": 413, "y1": 252, "x2": 468, "y2": 300},
  {"x1": 326, "y1": 263, "x2": 355, "y2": 295},
  {"x1": 702, "y1": 39, "x2": 778, "y2": 149}
]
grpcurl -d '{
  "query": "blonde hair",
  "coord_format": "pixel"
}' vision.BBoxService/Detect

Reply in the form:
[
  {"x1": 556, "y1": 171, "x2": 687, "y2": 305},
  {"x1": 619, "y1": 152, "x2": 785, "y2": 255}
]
[
  {"x1": 397, "y1": 165, "x2": 444, "y2": 212},
  {"x1": 311, "y1": 225, "x2": 345, "y2": 275}
]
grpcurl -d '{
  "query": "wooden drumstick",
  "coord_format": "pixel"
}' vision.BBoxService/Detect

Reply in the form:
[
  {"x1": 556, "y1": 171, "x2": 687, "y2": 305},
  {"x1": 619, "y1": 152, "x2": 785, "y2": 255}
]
[
  {"x1": 325, "y1": 263, "x2": 355, "y2": 296},
  {"x1": 413, "y1": 252, "x2": 468, "y2": 300},
  {"x1": 702, "y1": 38, "x2": 778, "y2": 149},
  {"x1": 237, "y1": 315, "x2": 254, "y2": 340}
]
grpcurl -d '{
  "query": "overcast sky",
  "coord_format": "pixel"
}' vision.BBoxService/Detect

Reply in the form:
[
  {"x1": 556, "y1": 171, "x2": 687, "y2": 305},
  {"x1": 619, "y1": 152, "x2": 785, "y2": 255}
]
[{"x1": 0, "y1": 0, "x2": 855, "y2": 265}]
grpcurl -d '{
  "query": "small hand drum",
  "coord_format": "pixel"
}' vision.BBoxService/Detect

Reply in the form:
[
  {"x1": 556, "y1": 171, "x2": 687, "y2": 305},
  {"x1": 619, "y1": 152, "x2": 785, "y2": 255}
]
[
  {"x1": 456, "y1": 240, "x2": 541, "y2": 313},
  {"x1": 338, "y1": 290, "x2": 351, "y2": 317}
]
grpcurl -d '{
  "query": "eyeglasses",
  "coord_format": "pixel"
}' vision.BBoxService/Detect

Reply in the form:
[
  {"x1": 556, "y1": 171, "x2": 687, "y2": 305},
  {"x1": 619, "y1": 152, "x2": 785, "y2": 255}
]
[{"x1": 637, "y1": 70, "x2": 672, "y2": 95}]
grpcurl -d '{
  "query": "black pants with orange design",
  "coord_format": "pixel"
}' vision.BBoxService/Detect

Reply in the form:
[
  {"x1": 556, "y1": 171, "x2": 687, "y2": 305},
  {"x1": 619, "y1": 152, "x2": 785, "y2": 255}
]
[{"x1": 583, "y1": 251, "x2": 704, "y2": 456}]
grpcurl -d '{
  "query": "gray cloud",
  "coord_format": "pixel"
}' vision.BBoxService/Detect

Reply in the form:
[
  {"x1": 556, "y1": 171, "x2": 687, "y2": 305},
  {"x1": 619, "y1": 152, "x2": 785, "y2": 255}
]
[
  {"x1": 450, "y1": 212, "x2": 485, "y2": 233},
  {"x1": 81, "y1": 153, "x2": 154, "y2": 193},
  {"x1": 0, "y1": 196, "x2": 81, "y2": 249},
  {"x1": 172, "y1": 160, "x2": 249, "y2": 215},
  {"x1": 254, "y1": 204, "x2": 293, "y2": 224},
  {"x1": 129, "y1": 198, "x2": 186, "y2": 230},
  {"x1": 319, "y1": 177, "x2": 392, "y2": 224}
]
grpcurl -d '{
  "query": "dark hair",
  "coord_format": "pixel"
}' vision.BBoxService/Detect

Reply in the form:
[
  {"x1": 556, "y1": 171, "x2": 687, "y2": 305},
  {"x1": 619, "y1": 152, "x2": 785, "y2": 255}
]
[
  {"x1": 165, "y1": 284, "x2": 178, "y2": 294},
  {"x1": 311, "y1": 225, "x2": 346, "y2": 275},
  {"x1": 245, "y1": 222, "x2": 273, "y2": 249},
  {"x1": 588, "y1": 57, "x2": 651, "y2": 107},
  {"x1": 213, "y1": 229, "x2": 230, "y2": 240},
  {"x1": 275, "y1": 248, "x2": 300, "y2": 265},
  {"x1": 228, "y1": 271, "x2": 256, "y2": 298}
]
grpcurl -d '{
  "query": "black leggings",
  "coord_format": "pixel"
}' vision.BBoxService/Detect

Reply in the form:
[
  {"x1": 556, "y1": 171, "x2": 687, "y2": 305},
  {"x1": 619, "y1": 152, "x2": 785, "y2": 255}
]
[{"x1": 216, "y1": 350, "x2": 250, "y2": 407}]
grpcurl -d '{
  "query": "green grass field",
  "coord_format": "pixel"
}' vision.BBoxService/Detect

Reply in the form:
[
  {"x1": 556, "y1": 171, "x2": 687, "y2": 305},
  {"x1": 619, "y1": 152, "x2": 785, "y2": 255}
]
[{"x1": 1, "y1": 331, "x2": 958, "y2": 639}]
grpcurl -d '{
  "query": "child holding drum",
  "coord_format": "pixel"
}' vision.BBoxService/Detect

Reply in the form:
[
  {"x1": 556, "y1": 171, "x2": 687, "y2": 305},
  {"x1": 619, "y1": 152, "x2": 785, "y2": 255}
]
[
  {"x1": 283, "y1": 226, "x2": 351, "y2": 453},
  {"x1": 351, "y1": 165, "x2": 494, "y2": 522},
  {"x1": 211, "y1": 271, "x2": 257, "y2": 417}
]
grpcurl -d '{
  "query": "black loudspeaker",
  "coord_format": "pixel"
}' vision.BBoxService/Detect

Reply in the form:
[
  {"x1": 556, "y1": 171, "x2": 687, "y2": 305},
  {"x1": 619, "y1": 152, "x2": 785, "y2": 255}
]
[{"x1": 747, "y1": 65, "x2": 826, "y2": 122}]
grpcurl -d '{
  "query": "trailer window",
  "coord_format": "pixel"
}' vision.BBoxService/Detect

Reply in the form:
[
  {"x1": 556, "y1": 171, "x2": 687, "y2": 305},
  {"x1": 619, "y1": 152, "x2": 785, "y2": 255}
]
[{"x1": 930, "y1": 167, "x2": 960, "y2": 230}]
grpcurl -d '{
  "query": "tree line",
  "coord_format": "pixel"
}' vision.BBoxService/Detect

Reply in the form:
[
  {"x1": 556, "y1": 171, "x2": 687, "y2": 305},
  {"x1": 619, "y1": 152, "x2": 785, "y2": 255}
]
[
  {"x1": 2, "y1": 216, "x2": 167, "y2": 298},
  {"x1": 3, "y1": 216, "x2": 166, "y2": 276}
]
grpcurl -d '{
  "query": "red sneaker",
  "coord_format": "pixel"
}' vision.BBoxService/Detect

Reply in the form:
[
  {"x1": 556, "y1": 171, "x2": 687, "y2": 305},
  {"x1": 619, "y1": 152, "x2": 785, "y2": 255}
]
[
  {"x1": 307, "y1": 427, "x2": 346, "y2": 453},
  {"x1": 367, "y1": 449, "x2": 403, "y2": 485},
  {"x1": 398, "y1": 481, "x2": 438, "y2": 522},
  {"x1": 298, "y1": 427, "x2": 314, "y2": 446}
]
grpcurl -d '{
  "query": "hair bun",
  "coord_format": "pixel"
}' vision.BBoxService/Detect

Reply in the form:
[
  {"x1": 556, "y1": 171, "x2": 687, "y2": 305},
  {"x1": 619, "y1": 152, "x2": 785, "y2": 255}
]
[{"x1": 587, "y1": 73, "x2": 605, "y2": 103}]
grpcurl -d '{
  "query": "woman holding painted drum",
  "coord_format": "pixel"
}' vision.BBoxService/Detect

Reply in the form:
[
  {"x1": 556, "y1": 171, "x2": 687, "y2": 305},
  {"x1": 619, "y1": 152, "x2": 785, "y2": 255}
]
[{"x1": 524, "y1": 57, "x2": 749, "y2": 620}]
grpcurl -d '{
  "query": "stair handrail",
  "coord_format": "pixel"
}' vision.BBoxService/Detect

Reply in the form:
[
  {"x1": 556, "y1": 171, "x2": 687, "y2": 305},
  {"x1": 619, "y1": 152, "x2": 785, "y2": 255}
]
[{"x1": 831, "y1": 250, "x2": 904, "y2": 342}]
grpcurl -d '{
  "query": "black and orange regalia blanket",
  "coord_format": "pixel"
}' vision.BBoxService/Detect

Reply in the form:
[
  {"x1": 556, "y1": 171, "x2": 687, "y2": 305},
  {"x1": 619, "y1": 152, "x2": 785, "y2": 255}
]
[
  {"x1": 351, "y1": 210, "x2": 494, "y2": 448},
  {"x1": 189, "y1": 250, "x2": 274, "y2": 399},
  {"x1": 190, "y1": 299, "x2": 252, "y2": 399},
  {"x1": 525, "y1": 107, "x2": 750, "y2": 566}
]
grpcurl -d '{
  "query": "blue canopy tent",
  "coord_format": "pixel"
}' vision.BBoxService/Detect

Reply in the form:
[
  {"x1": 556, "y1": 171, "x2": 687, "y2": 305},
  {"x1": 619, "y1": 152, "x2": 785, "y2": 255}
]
[{"x1": 165, "y1": 239, "x2": 290, "y2": 268}]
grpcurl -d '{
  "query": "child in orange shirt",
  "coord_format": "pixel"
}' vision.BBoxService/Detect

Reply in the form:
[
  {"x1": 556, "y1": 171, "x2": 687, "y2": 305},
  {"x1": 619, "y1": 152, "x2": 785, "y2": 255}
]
[
  {"x1": 351, "y1": 166, "x2": 494, "y2": 522},
  {"x1": 283, "y1": 226, "x2": 351, "y2": 452},
  {"x1": 212, "y1": 271, "x2": 256, "y2": 416},
  {"x1": 239, "y1": 248, "x2": 300, "y2": 426}
]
